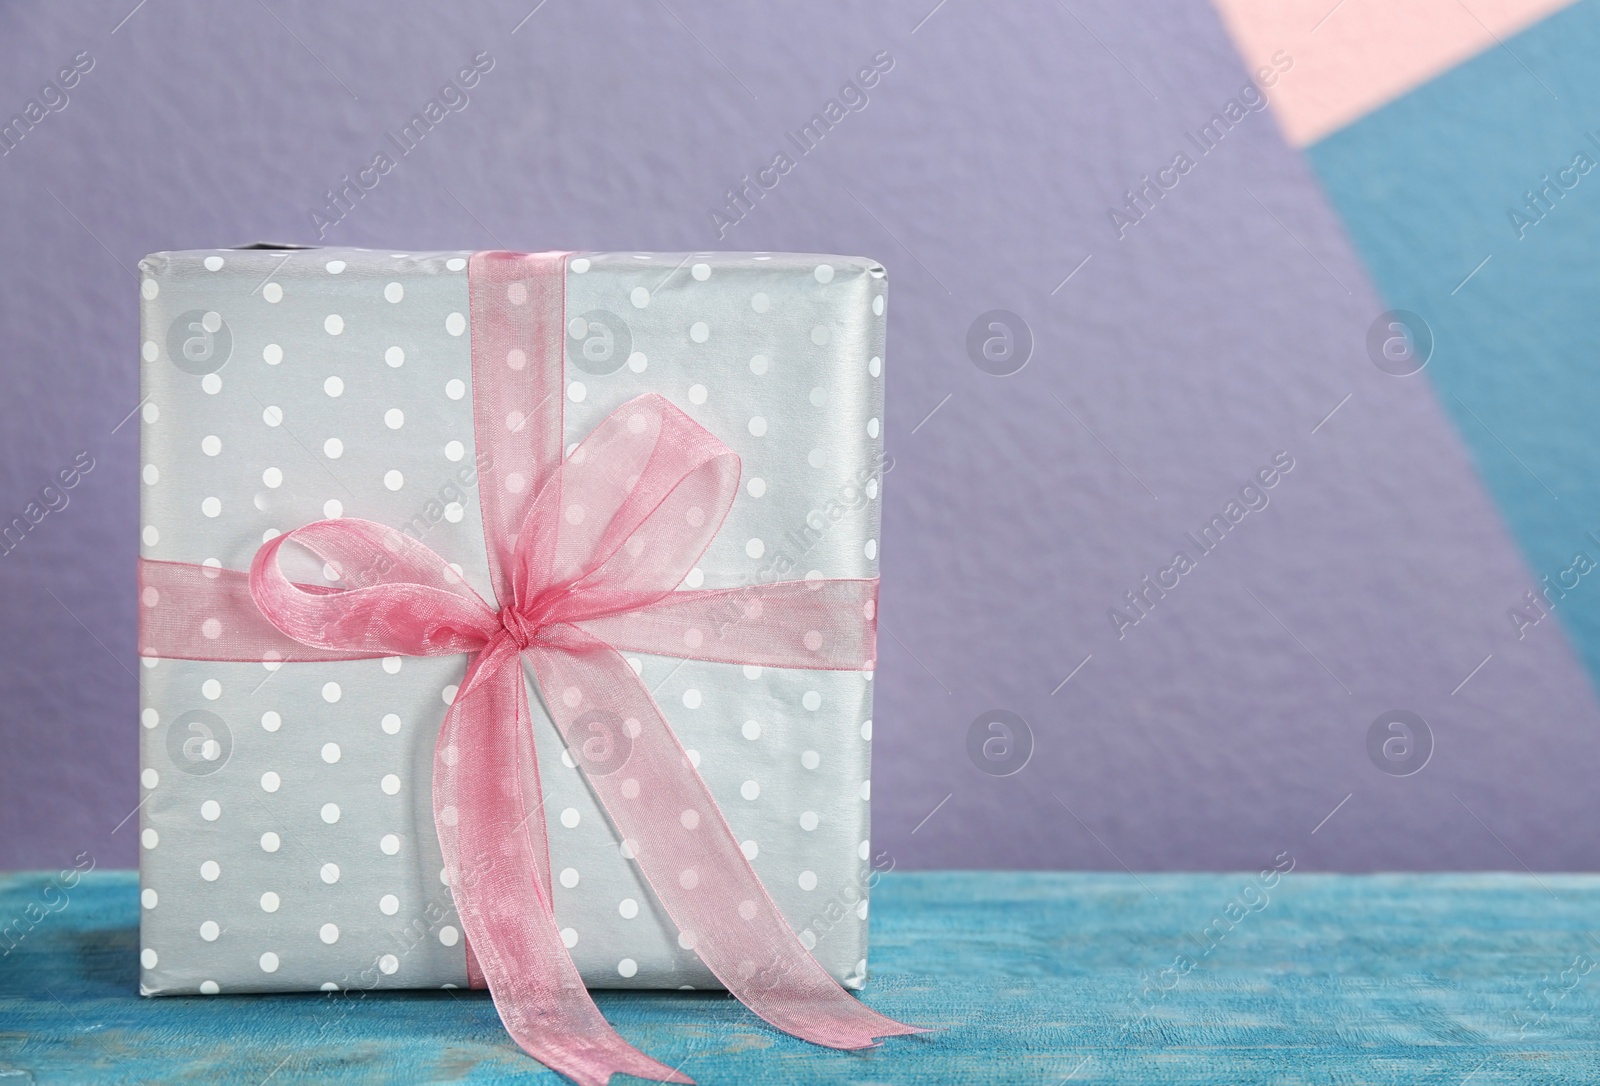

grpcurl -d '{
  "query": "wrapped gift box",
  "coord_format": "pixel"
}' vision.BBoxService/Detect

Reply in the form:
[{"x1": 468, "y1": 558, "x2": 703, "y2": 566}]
[{"x1": 136, "y1": 248, "x2": 889, "y2": 996}]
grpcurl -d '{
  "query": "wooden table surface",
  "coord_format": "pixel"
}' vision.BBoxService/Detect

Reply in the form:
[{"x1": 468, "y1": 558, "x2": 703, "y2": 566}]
[{"x1": 4, "y1": 870, "x2": 1600, "y2": 1083}]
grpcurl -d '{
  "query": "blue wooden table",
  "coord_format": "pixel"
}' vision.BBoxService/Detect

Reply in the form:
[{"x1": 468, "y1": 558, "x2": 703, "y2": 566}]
[{"x1": 4, "y1": 870, "x2": 1600, "y2": 1083}]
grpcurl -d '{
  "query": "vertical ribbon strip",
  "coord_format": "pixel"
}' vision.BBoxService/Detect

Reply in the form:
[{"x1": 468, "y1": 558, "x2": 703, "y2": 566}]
[{"x1": 137, "y1": 251, "x2": 919, "y2": 1084}]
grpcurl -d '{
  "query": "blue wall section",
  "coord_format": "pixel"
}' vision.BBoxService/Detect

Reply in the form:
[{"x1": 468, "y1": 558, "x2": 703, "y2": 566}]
[{"x1": 1308, "y1": 0, "x2": 1600, "y2": 688}]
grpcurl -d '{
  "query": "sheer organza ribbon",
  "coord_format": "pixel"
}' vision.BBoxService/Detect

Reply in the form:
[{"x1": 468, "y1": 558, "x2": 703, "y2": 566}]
[{"x1": 136, "y1": 251, "x2": 919, "y2": 1084}]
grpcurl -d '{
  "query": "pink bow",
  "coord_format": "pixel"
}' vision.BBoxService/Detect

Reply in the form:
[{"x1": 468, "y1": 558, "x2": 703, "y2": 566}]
[{"x1": 138, "y1": 251, "x2": 918, "y2": 1084}]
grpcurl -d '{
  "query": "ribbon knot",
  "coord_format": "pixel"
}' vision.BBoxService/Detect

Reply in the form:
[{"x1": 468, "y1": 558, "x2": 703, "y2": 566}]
[
  {"x1": 497, "y1": 602, "x2": 542, "y2": 651},
  {"x1": 136, "y1": 251, "x2": 918, "y2": 1086}
]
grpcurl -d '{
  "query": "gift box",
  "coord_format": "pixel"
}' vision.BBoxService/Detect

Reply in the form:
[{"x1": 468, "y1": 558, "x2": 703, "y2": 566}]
[{"x1": 135, "y1": 247, "x2": 906, "y2": 1076}]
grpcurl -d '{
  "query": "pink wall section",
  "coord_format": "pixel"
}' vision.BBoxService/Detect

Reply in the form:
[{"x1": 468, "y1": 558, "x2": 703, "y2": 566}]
[{"x1": 1210, "y1": 0, "x2": 1576, "y2": 145}]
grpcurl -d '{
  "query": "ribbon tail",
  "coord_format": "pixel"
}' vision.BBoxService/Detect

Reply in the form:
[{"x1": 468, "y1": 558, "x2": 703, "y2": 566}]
[
  {"x1": 435, "y1": 639, "x2": 695, "y2": 1086},
  {"x1": 527, "y1": 632, "x2": 924, "y2": 1051}
]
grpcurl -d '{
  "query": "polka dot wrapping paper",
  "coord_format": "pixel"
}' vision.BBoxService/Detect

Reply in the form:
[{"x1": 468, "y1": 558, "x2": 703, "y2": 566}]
[{"x1": 135, "y1": 249, "x2": 888, "y2": 997}]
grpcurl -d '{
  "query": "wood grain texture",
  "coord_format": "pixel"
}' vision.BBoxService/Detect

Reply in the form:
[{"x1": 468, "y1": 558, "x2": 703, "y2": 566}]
[{"x1": 4, "y1": 870, "x2": 1600, "y2": 1083}]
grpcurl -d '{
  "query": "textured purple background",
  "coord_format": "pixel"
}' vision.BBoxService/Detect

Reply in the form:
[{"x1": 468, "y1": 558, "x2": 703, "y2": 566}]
[{"x1": 3, "y1": 0, "x2": 1595, "y2": 873}]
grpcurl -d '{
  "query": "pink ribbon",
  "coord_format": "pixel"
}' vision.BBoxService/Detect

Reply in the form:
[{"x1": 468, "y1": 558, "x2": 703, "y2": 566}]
[{"x1": 137, "y1": 251, "x2": 919, "y2": 1084}]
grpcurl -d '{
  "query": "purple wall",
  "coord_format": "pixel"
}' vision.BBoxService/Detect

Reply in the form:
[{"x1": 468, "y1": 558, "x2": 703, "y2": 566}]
[{"x1": 3, "y1": 0, "x2": 1596, "y2": 873}]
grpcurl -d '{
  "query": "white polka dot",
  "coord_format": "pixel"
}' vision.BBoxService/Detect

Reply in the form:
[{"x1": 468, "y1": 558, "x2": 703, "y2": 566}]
[
  {"x1": 679, "y1": 869, "x2": 699, "y2": 890},
  {"x1": 445, "y1": 312, "x2": 466, "y2": 336},
  {"x1": 866, "y1": 539, "x2": 878, "y2": 560},
  {"x1": 201, "y1": 679, "x2": 222, "y2": 700},
  {"x1": 379, "y1": 954, "x2": 398, "y2": 975},
  {"x1": 861, "y1": 780, "x2": 871, "y2": 801},
  {"x1": 740, "y1": 780, "x2": 760, "y2": 801},
  {"x1": 568, "y1": 381, "x2": 586, "y2": 402},
  {"x1": 686, "y1": 749, "x2": 700, "y2": 767},
  {"x1": 866, "y1": 478, "x2": 880, "y2": 499},
  {"x1": 259, "y1": 466, "x2": 283, "y2": 490},
  {"x1": 808, "y1": 449, "x2": 826, "y2": 469},
  {"x1": 200, "y1": 980, "x2": 220, "y2": 995},
  {"x1": 814, "y1": 264, "x2": 835, "y2": 283},
  {"x1": 619, "y1": 898, "x2": 639, "y2": 919},
  {"x1": 141, "y1": 279, "x2": 159, "y2": 300},
  {"x1": 201, "y1": 372, "x2": 223, "y2": 394},
  {"x1": 384, "y1": 282, "x2": 404, "y2": 303},
  {"x1": 141, "y1": 947, "x2": 158, "y2": 969},
  {"x1": 141, "y1": 341, "x2": 159, "y2": 363},
  {"x1": 560, "y1": 808, "x2": 580, "y2": 828},
  {"x1": 689, "y1": 321, "x2": 709, "y2": 343},
  {"x1": 861, "y1": 719, "x2": 873, "y2": 741},
  {"x1": 682, "y1": 689, "x2": 702, "y2": 709},
  {"x1": 859, "y1": 840, "x2": 871, "y2": 861},
  {"x1": 746, "y1": 538, "x2": 765, "y2": 559},
  {"x1": 799, "y1": 870, "x2": 818, "y2": 891},
  {"x1": 320, "y1": 314, "x2": 343, "y2": 336},
  {"x1": 741, "y1": 840, "x2": 759, "y2": 860},
  {"x1": 383, "y1": 469, "x2": 404, "y2": 491},
  {"x1": 261, "y1": 832, "x2": 280, "y2": 853},
  {"x1": 800, "y1": 811, "x2": 819, "y2": 831},
  {"x1": 142, "y1": 768, "x2": 159, "y2": 789},
  {"x1": 802, "y1": 749, "x2": 820, "y2": 769},
  {"x1": 200, "y1": 800, "x2": 221, "y2": 821},
  {"x1": 385, "y1": 345, "x2": 405, "y2": 367},
  {"x1": 628, "y1": 351, "x2": 648, "y2": 372},
  {"x1": 748, "y1": 416, "x2": 768, "y2": 437},
  {"x1": 381, "y1": 656, "x2": 402, "y2": 675},
  {"x1": 559, "y1": 868, "x2": 580, "y2": 889},
  {"x1": 204, "y1": 255, "x2": 225, "y2": 272},
  {"x1": 747, "y1": 478, "x2": 766, "y2": 498},
  {"x1": 447, "y1": 257, "x2": 467, "y2": 271},
  {"x1": 802, "y1": 691, "x2": 822, "y2": 711},
  {"x1": 377, "y1": 407, "x2": 405, "y2": 432},
  {"x1": 868, "y1": 417, "x2": 881, "y2": 438},
  {"x1": 255, "y1": 951, "x2": 280, "y2": 974},
  {"x1": 380, "y1": 774, "x2": 400, "y2": 796},
  {"x1": 142, "y1": 828, "x2": 158, "y2": 849},
  {"x1": 323, "y1": 375, "x2": 345, "y2": 398},
  {"x1": 141, "y1": 888, "x2": 158, "y2": 909},
  {"x1": 323, "y1": 437, "x2": 344, "y2": 459},
  {"x1": 678, "y1": 931, "x2": 697, "y2": 950},
  {"x1": 751, "y1": 292, "x2": 770, "y2": 314},
  {"x1": 382, "y1": 713, "x2": 401, "y2": 734},
  {"x1": 874, "y1": 295, "x2": 886, "y2": 316},
  {"x1": 445, "y1": 379, "x2": 465, "y2": 400},
  {"x1": 379, "y1": 894, "x2": 399, "y2": 915},
  {"x1": 809, "y1": 386, "x2": 828, "y2": 408},
  {"x1": 142, "y1": 708, "x2": 160, "y2": 729},
  {"x1": 442, "y1": 685, "x2": 459, "y2": 705},
  {"x1": 630, "y1": 287, "x2": 650, "y2": 308},
  {"x1": 260, "y1": 771, "x2": 280, "y2": 793},
  {"x1": 440, "y1": 805, "x2": 458, "y2": 826},
  {"x1": 263, "y1": 282, "x2": 283, "y2": 303},
  {"x1": 560, "y1": 927, "x2": 579, "y2": 948},
  {"x1": 811, "y1": 325, "x2": 831, "y2": 345},
  {"x1": 321, "y1": 803, "x2": 341, "y2": 825},
  {"x1": 320, "y1": 863, "x2": 340, "y2": 885},
  {"x1": 683, "y1": 567, "x2": 705, "y2": 589},
  {"x1": 141, "y1": 463, "x2": 159, "y2": 486},
  {"x1": 323, "y1": 499, "x2": 343, "y2": 518},
  {"x1": 200, "y1": 860, "x2": 220, "y2": 881},
  {"x1": 438, "y1": 925, "x2": 460, "y2": 947},
  {"x1": 320, "y1": 923, "x2": 339, "y2": 944},
  {"x1": 380, "y1": 834, "x2": 400, "y2": 855},
  {"x1": 262, "y1": 405, "x2": 284, "y2": 427},
  {"x1": 692, "y1": 262, "x2": 711, "y2": 281},
  {"x1": 322, "y1": 682, "x2": 342, "y2": 703},
  {"x1": 571, "y1": 257, "x2": 591, "y2": 273},
  {"x1": 263, "y1": 343, "x2": 283, "y2": 365}
]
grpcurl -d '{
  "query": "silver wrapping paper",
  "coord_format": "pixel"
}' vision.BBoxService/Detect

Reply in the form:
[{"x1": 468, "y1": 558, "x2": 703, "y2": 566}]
[{"x1": 136, "y1": 248, "x2": 888, "y2": 995}]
